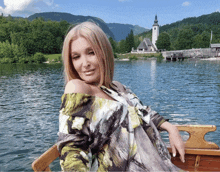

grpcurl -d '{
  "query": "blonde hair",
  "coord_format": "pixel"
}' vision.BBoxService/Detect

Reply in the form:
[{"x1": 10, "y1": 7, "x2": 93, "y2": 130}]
[{"x1": 62, "y1": 22, "x2": 114, "y2": 88}]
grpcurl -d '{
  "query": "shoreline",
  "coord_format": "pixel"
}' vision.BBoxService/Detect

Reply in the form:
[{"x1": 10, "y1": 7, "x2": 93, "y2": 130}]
[{"x1": 200, "y1": 57, "x2": 220, "y2": 61}]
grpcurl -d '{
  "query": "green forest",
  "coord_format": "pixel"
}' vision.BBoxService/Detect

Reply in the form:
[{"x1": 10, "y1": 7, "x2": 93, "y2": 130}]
[
  {"x1": 0, "y1": 15, "x2": 70, "y2": 64},
  {"x1": 1, "y1": 12, "x2": 220, "y2": 64},
  {"x1": 112, "y1": 12, "x2": 220, "y2": 53}
]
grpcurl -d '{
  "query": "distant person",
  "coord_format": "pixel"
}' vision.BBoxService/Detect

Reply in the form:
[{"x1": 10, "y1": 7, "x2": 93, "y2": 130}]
[{"x1": 57, "y1": 21, "x2": 185, "y2": 171}]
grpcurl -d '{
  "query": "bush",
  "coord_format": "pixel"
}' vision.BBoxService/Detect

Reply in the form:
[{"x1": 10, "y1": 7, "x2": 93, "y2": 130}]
[
  {"x1": 0, "y1": 58, "x2": 14, "y2": 64},
  {"x1": 54, "y1": 55, "x2": 62, "y2": 62},
  {"x1": 18, "y1": 57, "x2": 29, "y2": 64},
  {"x1": 156, "y1": 53, "x2": 163, "y2": 59},
  {"x1": 33, "y1": 53, "x2": 46, "y2": 63},
  {"x1": 129, "y1": 55, "x2": 138, "y2": 61},
  {"x1": 114, "y1": 53, "x2": 118, "y2": 59}
]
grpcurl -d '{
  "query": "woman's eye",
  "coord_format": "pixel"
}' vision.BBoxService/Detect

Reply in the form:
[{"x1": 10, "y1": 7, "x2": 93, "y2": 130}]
[
  {"x1": 72, "y1": 55, "x2": 80, "y2": 59},
  {"x1": 88, "y1": 51, "x2": 95, "y2": 55}
]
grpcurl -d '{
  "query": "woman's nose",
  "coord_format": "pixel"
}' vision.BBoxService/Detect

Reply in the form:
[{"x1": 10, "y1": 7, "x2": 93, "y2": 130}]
[{"x1": 82, "y1": 56, "x2": 90, "y2": 67}]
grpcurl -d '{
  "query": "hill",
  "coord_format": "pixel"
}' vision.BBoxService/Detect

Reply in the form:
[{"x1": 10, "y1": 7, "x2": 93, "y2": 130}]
[
  {"x1": 136, "y1": 12, "x2": 220, "y2": 50},
  {"x1": 27, "y1": 12, "x2": 115, "y2": 39},
  {"x1": 139, "y1": 12, "x2": 220, "y2": 37},
  {"x1": 159, "y1": 12, "x2": 220, "y2": 33},
  {"x1": 107, "y1": 23, "x2": 148, "y2": 41},
  {"x1": 27, "y1": 12, "x2": 148, "y2": 41}
]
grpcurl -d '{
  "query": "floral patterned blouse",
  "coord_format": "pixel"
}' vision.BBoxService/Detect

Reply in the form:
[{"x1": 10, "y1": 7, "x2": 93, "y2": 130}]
[{"x1": 57, "y1": 82, "x2": 183, "y2": 171}]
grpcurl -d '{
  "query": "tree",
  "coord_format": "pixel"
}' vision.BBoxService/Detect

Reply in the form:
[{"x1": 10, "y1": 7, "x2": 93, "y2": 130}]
[
  {"x1": 176, "y1": 28, "x2": 194, "y2": 50},
  {"x1": 134, "y1": 35, "x2": 141, "y2": 49},
  {"x1": 118, "y1": 39, "x2": 127, "y2": 53},
  {"x1": 201, "y1": 31, "x2": 210, "y2": 48},
  {"x1": 192, "y1": 31, "x2": 210, "y2": 48},
  {"x1": 156, "y1": 32, "x2": 171, "y2": 50},
  {"x1": 125, "y1": 30, "x2": 135, "y2": 52},
  {"x1": 192, "y1": 34, "x2": 203, "y2": 48},
  {"x1": 109, "y1": 37, "x2": 117, "y2": 53}
]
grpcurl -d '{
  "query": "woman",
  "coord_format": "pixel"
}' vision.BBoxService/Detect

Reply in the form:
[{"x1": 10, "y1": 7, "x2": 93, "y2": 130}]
[{"x1": 57, "y1": 22, "x2": 185, "y2": 171}]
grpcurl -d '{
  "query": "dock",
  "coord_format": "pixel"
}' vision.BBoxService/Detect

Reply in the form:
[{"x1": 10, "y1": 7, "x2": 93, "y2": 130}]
[
  {"x1": 165, "y1": 52, "x2": 184, "y2": 61},
  {"x1": 162, "y1": 47, "x2": 220, "y2": 61}
]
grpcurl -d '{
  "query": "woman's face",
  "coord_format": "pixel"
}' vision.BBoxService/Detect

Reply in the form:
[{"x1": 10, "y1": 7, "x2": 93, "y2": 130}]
[{"x1": 70, "y1": 37, "x2": 101, "y2": 85}]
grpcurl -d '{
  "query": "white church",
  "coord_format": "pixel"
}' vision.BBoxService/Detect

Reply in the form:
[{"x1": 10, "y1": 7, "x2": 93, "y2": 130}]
[{"x1": 131, "y1": 15, "x2": 159, "y2": 53}]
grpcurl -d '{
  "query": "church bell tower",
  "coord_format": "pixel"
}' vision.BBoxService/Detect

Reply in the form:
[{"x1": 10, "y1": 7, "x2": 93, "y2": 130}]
[{"x1": 152, "y1": 15, "x2": 159, "y2": 50}]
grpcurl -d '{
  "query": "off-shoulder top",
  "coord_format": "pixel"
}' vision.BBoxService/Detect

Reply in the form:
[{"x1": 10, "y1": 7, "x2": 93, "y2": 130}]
[{"x1": 57, "y1": 83, "x2": 182, "y2": 171}]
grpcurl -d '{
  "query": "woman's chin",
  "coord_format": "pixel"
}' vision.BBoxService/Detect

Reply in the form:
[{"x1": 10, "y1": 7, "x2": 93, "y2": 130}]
[{"x1": 83, "y1": 79, "x2": 100, "y2": 86}]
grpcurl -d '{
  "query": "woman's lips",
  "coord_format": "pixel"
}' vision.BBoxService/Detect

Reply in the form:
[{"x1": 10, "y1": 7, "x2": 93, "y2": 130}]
[{"x1": 84, "y1": 69, "x2": 95, "y2": 75}]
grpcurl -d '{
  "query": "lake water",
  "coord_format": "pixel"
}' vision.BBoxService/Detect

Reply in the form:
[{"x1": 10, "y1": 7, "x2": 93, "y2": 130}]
[{"x1": 0, "y1": 59, "x2": 220, "y2": 171}]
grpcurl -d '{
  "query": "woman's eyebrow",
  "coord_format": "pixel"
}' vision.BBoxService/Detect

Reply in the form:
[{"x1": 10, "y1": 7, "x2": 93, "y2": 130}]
[
  {"x1": 86, "y1": 47, "x2": 93, "y2": 51},
  {"x1": 70, "y1": 52, "x2": 78, "y2": 57}
]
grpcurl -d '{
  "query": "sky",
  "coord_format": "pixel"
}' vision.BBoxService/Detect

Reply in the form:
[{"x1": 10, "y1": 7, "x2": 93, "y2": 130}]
[{"x1": 0, "y1": 0, "x2": 219, "y2": 29}]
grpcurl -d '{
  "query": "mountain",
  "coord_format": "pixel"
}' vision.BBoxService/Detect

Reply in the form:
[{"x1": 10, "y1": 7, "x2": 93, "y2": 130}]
[
  {"x1": 107, "y1": 23, "x2": 149, "y2": 41},
  {"x1": 27, "y1": 12, "x2": 115, "y2": 39},
  {"x1": 27, "y1": 12, "x2": 148, "y2": 41}
]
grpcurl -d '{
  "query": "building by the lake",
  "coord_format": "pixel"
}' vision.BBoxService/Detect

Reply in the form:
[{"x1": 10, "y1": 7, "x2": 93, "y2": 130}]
[
  {"x1": 131, "y1": 15, "x2": 159, "y2": 53},
  {"x1": 211, "y1": 43, "x2": 220, "y2": 57}
]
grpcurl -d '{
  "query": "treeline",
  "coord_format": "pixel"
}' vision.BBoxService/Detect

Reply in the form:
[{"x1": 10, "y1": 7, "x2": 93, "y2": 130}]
[
  {"x1": 140, "y1": 12, "x2": 220, "y2": 51},
  {"x1": 0, "y1": 15, "x2": 70, "y2": 64},
  {"x1": 160, "y1": 12, "x2": 220, "y2": 32},
  {"x1": 109, "y1": 30, "x2": 141, "y2": 55},
  {"x1": 155, "y1": 24, "x2": 212, "y2": 50}
]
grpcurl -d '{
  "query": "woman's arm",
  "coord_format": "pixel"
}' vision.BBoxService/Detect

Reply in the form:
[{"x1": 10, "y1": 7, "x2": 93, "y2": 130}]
[
  {"x1": 160, "y1": 122, "x2": 185, "y2": 163},
  {"x1": 112, "y1": 81, "x2": 185, "y2": 162},
  {"x1": 58, "y1": 88, "x2": 93, "y2": 171},
  {"x1": 60, "y1": 141, "x2": 90, "y2": 171}
]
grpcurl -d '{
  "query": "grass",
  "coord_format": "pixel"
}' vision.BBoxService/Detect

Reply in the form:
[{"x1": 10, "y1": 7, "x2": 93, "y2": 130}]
[
  {"x1": 116, "y1": 52, "x2": 163, "y2": 60},
  {"x1": 44, "y1": 54, "x2": 62, "y2": 63},
  {"x1": 44, "y1": 52, "x2": 164, "y2": 63}
]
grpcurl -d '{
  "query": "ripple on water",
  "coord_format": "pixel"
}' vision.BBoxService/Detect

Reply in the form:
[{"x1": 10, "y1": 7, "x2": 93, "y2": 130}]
[{"x1": 0, "y1": 61, "x2": 220, "y2": 171}]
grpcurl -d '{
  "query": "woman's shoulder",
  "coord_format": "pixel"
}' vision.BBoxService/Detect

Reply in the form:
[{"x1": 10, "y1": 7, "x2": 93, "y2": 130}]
[
  {"x1": 112, "y1": 81, "x2": 127, "y2": 93},
  {"x1": 64, "y1": 79, "x2": 92, "y2": 95}
]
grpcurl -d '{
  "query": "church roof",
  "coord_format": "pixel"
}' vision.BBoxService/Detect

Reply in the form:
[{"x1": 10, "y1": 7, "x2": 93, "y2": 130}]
[
  {"x1": 137, "y1": 38, "x2": 153, "y2": 49},
  {"x1": 211, "y1": 44, "x2": 220, "y2": 48},
  {"x1": 137, "y1": 41, "x2": 146, "y2": 49},
  {"x1": 145, "y1": 38, "x2": 153, "y2": 46}
]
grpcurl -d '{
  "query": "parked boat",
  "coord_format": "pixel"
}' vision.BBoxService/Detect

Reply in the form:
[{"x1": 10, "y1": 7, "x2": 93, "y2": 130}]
[{"x1": 32, "y1": 125, "x2": 220, "y2": 171}]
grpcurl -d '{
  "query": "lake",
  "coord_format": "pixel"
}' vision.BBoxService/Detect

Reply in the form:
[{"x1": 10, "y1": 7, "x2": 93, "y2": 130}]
[{"x1": 0, "y1": 59, "x2": 219, "y2": 171}]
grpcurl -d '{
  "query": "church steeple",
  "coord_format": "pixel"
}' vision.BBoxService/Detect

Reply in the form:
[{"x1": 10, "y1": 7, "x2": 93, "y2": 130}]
[
  {"x1": 152, "y1": 14, "x2": 159, "y2": 50},
  {"x1": 153, "y1": 14, "x2": 159, "y2": 26}
]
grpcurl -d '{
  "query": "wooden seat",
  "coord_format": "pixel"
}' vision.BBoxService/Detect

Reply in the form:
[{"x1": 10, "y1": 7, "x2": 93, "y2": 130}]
[
  {"x1": 32, "y1": 125, "x2": 220, "y2": 172},
  {"x1": 32, "y1": 144, "x2": 60, "y2": 172}
]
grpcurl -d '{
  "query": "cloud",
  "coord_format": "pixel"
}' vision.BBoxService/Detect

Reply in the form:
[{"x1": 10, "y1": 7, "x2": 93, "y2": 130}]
[
  {"x1": 182, "y1": 1, "x2": 191, "y2": 6},
  {"x1": 0, "y1": 0, "x2": 59, "y2": 17}
]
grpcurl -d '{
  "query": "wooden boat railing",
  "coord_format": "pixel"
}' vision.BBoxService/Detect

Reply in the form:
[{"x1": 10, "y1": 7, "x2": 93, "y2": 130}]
[
  {"x1": 32, "y1": 125, "x2": 220, "y2": 172},
  {"x1": 168, "y1": 125, "x2": 220, "y2": 171}
]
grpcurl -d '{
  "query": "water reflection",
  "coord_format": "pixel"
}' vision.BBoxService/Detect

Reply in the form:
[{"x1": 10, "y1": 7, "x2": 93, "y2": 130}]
[{"x1": 150, "y1": 59, "x2": 156, "y2": 87}]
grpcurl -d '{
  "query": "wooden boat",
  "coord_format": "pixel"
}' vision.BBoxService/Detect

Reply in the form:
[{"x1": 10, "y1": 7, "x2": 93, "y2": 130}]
[
  {"x1": 32, "y1": 125, "x2": 220, "y2": 171},
  {"x1": 168, "y1": 125, "x2": 220, "y2": 171}
]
